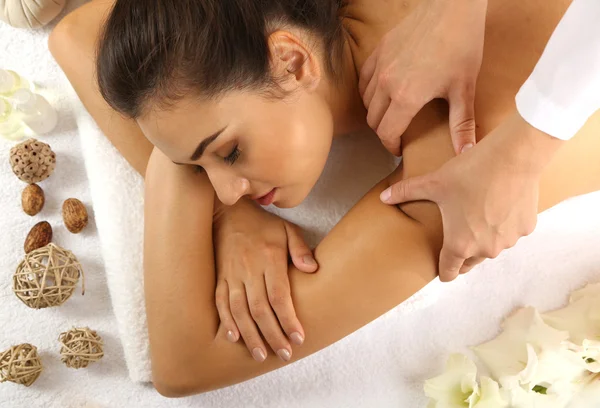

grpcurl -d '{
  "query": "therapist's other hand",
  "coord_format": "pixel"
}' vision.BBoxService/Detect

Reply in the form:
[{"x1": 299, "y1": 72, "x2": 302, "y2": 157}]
[
  {"x1": 213, "y1": 198, "x2": 317, "y2": 362},
  {"x1": 359, "y1": 0, "x2": 487, "y2": 156},
  {"x1": 380, "y1": 112, "x2": 564, "y2": 282}
]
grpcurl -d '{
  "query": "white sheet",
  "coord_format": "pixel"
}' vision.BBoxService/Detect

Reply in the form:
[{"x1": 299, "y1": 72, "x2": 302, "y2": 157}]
[{"x1": 1, "y1": 2, "x2": 599, "y2": 407}]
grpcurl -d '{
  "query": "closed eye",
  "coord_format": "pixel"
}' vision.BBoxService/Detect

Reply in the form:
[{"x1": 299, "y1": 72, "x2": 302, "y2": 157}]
[{"x1": 224, "y1": 145, "x2": 240, "y2": 165}]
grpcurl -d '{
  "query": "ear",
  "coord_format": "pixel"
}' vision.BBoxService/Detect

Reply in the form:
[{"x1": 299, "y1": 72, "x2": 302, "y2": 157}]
[{"x1": 268, "y1": 30, "x2": 322, "y2": 92}]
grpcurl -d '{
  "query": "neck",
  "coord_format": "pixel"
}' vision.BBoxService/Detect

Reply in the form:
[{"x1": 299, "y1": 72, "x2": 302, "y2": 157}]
[{"x1": 325, "y1": 34, "x2": 370, "y2": 138}]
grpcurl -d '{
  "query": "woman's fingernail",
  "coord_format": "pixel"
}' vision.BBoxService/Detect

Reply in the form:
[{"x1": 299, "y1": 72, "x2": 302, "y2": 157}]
[
  {"x1": 461, "y1": 143, "x2": 474, "y2": 153},
  {"x1": 277, "y1": 349, "x2": 291, "y2": 362},
  {"x1": 380, "y1": 188, "x2": 391, "y2": 203},
  {"x1": 252, "y1": 348, "x2": 266, "y2": 362},
  {"x1": 226, "y1": 330, "x2": 237, "y2": 342},
  {"x1": 303, "y1": 255, "x2": 316, "y2": 266},
  {"x1": 290, "y1": 332, "x2": 304, "y2": 345}
]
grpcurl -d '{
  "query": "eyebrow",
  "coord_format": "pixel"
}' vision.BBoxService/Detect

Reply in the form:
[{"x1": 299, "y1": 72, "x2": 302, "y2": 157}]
[
  {"x1": 171, "y1": 126, "x2": 228, "y2": 166},
  {"x1": 189, "y1": 126, "x2": 228, "y2": 161}
]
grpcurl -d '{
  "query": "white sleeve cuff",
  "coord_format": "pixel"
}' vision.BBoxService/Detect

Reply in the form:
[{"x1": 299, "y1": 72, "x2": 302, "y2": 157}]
[{"x1": 516, "y1": 78, "x2": 596, "y2": 141}]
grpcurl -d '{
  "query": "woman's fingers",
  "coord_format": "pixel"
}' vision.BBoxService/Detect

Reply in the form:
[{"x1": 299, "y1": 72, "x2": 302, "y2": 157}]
[
  {"x1": 244, "y1": 277, "x2": 294, "y2": 363},
  {"x1": 215, "y1": 279, "x2": 240, "y2": 343},
  {"x1": 228, "y1": 280, "x2": 269, "y2": 363},
  {"x1": 264, "y1": 257, "x2": 305, "y2": 347}
]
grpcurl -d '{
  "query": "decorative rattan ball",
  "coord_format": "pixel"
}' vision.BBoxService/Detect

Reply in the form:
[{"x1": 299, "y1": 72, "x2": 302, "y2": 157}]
[
  {"x1": 13, "y1": 243, "x2": 85, "y2": 309},
  {"x1": 0, "y1": 343, "x2": 43, "y2": 387},
  {"x1": 59, "y1": 327, "x2": 104, "y2": 369},
  {"x1": 9, "y1": 138, "x2": 56, "y2": 184}
]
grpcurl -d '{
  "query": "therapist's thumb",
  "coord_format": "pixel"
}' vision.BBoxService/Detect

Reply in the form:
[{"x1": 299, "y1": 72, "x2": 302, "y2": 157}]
[
  {"x1": 380, "y1": 174, "x2": 436, "y2": 205},
  {"x1": 449, "y1": 83, "x2": 477, "y2": 156},
  {"x1": 284, "y1": 222, "x2": 318, "y2": 273}
]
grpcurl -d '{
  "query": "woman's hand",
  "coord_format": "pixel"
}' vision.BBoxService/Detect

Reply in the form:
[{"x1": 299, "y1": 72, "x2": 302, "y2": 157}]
[
  {"x1": 359, "y1": 0, "x2": 487, "y2": 156},
  {"x1": 212, "y1": 198, "x2": 318, "y2": 363},
  {"x1": 380, "y1": 112, "x2": 565, "y2": 281}
]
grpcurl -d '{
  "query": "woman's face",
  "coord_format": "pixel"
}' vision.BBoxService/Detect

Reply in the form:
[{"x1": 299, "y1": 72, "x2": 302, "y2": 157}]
[{"x1": 137, "y1": 88, "x2": 335, "y2": 208}]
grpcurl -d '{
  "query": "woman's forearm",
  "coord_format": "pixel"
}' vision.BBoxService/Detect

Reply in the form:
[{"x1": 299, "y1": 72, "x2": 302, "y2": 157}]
[{"x1": 143, "y1": 148, "x2": 219, "y2": 395}]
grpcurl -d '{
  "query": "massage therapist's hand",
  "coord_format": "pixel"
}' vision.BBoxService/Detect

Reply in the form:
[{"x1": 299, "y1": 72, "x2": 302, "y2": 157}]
[
  {"x1": 212, "y1": 198, "x2": 318, "y2": 362},
  {"x1": 380, "y1": 112, "x2": 565, "y2": 282},
  {"x1": 359, "y1": 0, "x2": 487, "y2": 156}
]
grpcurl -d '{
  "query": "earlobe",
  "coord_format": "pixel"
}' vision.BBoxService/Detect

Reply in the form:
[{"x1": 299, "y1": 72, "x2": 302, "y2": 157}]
[{"x1": 268, "y1": 30, "x2": 321, "y2": 92}]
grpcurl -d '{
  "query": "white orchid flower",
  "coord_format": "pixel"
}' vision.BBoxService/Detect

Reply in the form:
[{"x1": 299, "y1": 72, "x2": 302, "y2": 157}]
[
  {"x1": 543, "y1": 284, "x2": 600, "y2": 345},
  {"x1": 530, "y1": 345, "x2": 588, "y2": 389},
  {"x1": 424, "y1": 354, "x2": 480, "y2": 408},
  {"x1": 474, "y1": 308, "x2": 590, "y2": 405},
  {"x1": 502, "y1": 341, "x2": 589, "y2": 403},
  {"x1": 426, "y1": 284, "x2": 600, "y2": 408},
  {"x1": 472, "y1": 307, "x2": 569, "y2": 380}
]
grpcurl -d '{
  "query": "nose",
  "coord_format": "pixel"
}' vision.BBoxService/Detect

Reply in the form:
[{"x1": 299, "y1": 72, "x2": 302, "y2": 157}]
[{"x1": 209, "y1": 171, "x2": 250, "y2": 206}]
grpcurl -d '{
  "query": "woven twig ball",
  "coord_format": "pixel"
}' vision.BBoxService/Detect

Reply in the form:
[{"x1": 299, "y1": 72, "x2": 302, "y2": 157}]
[
  {"x1": 59, "y1": 327, "x2": 104, "y2": 369},
  {"x1": 13, "y1": 243, "x2": 85, "y2": 309},
  {"x1": 0, "y1": 344, "x2": 43, "y2": 387},
  {"x1": 9, "y1": 138, "x2": 56, "y2": 184}
]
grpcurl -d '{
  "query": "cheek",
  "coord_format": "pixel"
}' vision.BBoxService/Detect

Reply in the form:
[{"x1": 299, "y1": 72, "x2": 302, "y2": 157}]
[
  {"x1": 247, "y1": 97, "x2": 333, "y2": 189},
  {"x1": 289, "y1": 102, "x2": 333, "y2": 170}
]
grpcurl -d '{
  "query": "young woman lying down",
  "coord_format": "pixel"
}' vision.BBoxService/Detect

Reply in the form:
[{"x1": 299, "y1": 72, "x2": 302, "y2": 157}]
[{"x1": 49, "y1": 0, "x2": 600, "y2": 397}]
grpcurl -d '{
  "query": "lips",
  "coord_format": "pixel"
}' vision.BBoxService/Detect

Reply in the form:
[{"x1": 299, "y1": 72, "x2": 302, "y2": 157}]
[{"x1": 254, "y1": 188, "x2": 276, "y2": 206}]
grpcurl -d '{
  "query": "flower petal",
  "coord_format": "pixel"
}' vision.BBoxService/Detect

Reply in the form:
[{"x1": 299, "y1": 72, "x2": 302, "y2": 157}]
[
  {"x1": 424, "y1": 354, "x2": 480, "y2": 408},
  {"x1": 472, "y1": 377, "x2": 508, "y2": 408}
]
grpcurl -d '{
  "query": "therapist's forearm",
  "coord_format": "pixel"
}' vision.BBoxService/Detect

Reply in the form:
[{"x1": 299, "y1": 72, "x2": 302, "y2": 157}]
[{"x1": 504, "y1": 113, "x2": 566, "y2": 175}]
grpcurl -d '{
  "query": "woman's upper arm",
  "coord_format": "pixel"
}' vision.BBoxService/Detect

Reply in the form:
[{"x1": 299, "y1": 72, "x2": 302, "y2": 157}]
[{"x1": 197, "y1": 169, "x2": 443, "y2": 393}]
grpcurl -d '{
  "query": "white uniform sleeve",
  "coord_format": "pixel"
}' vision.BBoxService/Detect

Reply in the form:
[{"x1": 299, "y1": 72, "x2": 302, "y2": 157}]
[{"x1": 515, "y1": 0, "x2": 600, "y2": 140}]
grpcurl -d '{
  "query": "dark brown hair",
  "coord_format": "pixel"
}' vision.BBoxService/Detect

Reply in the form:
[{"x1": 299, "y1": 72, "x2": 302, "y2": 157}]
[{"x1": 96, "y1": 0, "x2": 347, "y2": 119}]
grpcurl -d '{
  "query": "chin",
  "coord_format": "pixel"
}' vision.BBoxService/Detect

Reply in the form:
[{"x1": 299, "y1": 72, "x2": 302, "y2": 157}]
[{"x1": 273, "y1": 192, "x2": 307, "y2": 209}]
